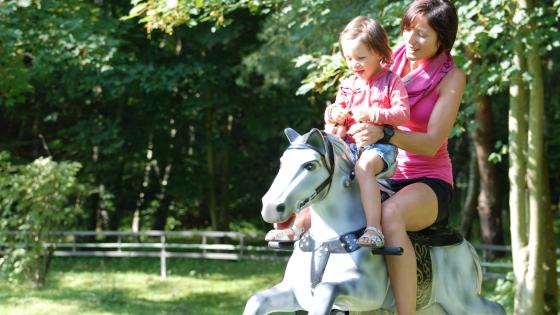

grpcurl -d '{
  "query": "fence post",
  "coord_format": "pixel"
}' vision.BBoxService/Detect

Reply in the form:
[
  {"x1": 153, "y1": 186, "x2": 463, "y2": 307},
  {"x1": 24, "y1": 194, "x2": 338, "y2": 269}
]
[
  {"x1": 160, "y1": 234, "x2": 167, "y2": 279},
  {"x1": 240, "y1": 234, "x2": 245, "y2": 259},
  {"x1": 202, "y1": 235, "x2": 207, "y2": 256}
]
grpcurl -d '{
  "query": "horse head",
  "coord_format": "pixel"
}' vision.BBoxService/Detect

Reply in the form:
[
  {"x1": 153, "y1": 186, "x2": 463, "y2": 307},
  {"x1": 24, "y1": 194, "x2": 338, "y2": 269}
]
[{"x1": 261, "y1": 128, "x2": 355, "y2": 224}]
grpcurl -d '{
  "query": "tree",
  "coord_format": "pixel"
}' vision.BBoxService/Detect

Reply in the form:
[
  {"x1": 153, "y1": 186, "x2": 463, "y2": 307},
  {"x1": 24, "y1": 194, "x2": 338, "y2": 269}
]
[
  {"x1": 0, "y1": 153, "x2": 84, "y2": 286},
  {"x1": 508, "y1": 0, "x2": 558, "y2": 313}
]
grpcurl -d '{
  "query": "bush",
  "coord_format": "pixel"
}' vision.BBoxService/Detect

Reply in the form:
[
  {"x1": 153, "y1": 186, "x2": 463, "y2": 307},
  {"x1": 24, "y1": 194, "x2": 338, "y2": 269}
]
[
  {"x1": 491, "y1": 272, "x2": 514, "y2": 314},
  {"x1": 0, "y1": 152, "x2": 85, "y2": 286}
]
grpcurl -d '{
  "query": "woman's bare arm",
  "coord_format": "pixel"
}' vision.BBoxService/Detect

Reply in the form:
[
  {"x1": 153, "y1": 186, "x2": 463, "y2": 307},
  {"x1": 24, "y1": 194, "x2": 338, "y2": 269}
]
[
  {"x1": 349, "y1": 68, "x2": 466, "y2": 155},
  {"x1": 392, "y1": 68, "x2": 465, "y2": 156}
]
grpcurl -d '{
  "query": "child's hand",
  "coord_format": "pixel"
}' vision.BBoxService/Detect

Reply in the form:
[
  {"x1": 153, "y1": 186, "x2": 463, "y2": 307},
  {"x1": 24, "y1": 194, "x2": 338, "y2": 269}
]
[
  {"x1": 325, "y1": 123, "x2": 347, "y2": 139},
  {"x1": 352, "y1": 105, "x2": 370, "y2": 122},
  {"x1": 330, "y1": 105, "x2": 348, "y2": 125}
]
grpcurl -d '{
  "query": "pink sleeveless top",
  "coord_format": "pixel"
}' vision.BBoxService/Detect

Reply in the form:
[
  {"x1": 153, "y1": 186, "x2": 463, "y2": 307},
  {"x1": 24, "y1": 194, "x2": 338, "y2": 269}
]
[{"x1": 389, "y1": 44, "x2": 455, "y2": 184}]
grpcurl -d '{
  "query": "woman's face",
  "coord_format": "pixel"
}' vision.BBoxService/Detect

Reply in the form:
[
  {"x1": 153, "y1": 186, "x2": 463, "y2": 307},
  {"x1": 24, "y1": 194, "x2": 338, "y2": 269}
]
[
  {"x1": 402, "y1": 14, "x2": 439, "y2": 61},
  {"x1": 340, "y1": 38, "x2": 382, "y2": 82}
]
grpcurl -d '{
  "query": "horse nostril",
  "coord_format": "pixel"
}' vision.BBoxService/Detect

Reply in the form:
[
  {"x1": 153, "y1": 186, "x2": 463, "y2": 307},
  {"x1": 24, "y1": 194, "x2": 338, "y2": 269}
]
[{"x1": 276, "y1": 203, "x2": 286, "y2": 213}]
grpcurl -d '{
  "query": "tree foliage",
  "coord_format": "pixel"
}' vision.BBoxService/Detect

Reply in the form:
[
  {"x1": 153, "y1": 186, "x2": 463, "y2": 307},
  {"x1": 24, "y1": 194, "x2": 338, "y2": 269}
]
[{"x1": 0, "y1": 152, "x2": 84, "y2": 286}]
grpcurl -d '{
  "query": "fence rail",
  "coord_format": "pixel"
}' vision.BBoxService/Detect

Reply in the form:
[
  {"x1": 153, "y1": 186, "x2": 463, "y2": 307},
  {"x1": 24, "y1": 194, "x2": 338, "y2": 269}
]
[
  {"x1": 3, "y1": 230, "x2": 557, "y2": 280},
  {"x1": 38, "y1": 230, "x2": 290, "y2": 279}
]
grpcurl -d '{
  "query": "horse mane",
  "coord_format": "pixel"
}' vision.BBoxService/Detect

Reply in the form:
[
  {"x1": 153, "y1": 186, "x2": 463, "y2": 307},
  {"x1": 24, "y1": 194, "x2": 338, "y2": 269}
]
[{"x1": 324, "y1": 133, "x2": 355, "y2": 175}]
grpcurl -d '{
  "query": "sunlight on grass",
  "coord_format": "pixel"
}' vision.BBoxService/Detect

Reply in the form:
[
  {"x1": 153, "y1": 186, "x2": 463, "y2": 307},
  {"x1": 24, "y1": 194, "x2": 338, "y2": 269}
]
[
  {"x1": 0, "y1": 257, "x2": 286, "y2": 315},
  {"x1": 0, "y1": 256, "x2": 508, "y2": 314}
]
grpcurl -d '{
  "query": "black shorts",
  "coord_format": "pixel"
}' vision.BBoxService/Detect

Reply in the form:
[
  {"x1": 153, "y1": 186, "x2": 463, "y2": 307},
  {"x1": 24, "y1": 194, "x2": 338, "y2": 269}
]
[{"x1": 379, "y1": 177, "x2": 453, "y2": 228}]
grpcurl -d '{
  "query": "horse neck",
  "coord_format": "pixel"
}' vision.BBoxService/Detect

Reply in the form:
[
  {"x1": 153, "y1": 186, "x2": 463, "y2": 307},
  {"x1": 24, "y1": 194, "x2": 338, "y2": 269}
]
[{"x1": 308, "y1": 170, "x2": 366, "y2": 242}]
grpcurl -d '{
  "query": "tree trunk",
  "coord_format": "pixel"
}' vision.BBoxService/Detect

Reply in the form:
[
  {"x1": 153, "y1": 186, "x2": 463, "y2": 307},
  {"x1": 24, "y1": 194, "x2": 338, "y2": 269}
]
[
  {"x1": 542, "y1": 160, "x2": 558, "y2": 315},
  {"x1": 463, "y1": 47, "x2": 504, "y2": 252},
  {"x1": 85, "y1": 191, "x2": 99, "y2": 240},
  {"x1": 525, "y1": 40, "x2": 545, "y2": 315},
  {"x1": 217, "y1": 114, "x2": 233, "y2": 231},
  {"x1": 471, "y1": 94, "x2": 504, "y2": 254},
  {"x1": 460, "y1": 144, "x2": 479, "y2": 239},
  {"x1": 206, "y1": 108, "x2": 219, "y2": 230},
  {"x1": 519, "y1": 0, "x2": 546, "y2": 311},
  {"x1": 132, "y1": 137, "x2": 153, "y2": 232},
  {"x1": 108, "y1": 160, "x2": 126, "y2": 231},
  {"x1": 152, "y1": 163, "x2": 172, "y2": 231},
  {"x1": 509, "y1": 37, "x2": 530, "y2": 314},
  {"x1": 152, "y1": 194, "x2": 171, "y2": 231},
  {"x1": 152, "y1": 119, "x2": 177, "y2": 231},
  {"x1": 218, "y1": 148, "x2": 230, "y2": 230}
]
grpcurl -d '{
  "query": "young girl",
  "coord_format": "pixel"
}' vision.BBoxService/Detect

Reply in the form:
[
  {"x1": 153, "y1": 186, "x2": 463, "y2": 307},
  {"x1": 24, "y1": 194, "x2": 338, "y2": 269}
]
[{"x1": 325, "y1": 16, "x2": 409, "y2": 248}]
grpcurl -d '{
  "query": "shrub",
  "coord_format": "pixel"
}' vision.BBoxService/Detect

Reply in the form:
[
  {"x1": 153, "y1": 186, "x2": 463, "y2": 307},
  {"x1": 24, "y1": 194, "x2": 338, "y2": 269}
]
[{"x1": 0, "y1": 152, "x2": 85, "y2": 286}]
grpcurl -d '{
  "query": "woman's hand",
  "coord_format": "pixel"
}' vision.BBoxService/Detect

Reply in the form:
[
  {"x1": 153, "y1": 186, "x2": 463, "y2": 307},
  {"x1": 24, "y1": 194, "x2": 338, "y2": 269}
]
[{"x1": 347, "y1": 122, "x2": 383, "y2": 148}]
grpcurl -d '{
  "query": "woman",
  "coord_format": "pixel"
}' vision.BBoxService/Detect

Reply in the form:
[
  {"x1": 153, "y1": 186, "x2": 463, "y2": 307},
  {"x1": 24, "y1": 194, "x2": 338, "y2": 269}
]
[{"x1": 267, "y1": 1, "x2": 465, "y2": 313}]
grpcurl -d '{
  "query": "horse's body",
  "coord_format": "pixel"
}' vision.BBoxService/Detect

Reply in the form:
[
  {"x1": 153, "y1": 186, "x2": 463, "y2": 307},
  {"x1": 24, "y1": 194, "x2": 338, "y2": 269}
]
[{"x1": 243, "y1": 128, "x2": 505, "y2": 315}]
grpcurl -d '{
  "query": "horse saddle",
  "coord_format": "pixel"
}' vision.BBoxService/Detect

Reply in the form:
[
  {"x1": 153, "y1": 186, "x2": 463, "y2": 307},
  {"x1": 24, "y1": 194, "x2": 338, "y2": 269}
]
[{"x1": 408, "y1": 226, "x2": 464, "y2": 308}]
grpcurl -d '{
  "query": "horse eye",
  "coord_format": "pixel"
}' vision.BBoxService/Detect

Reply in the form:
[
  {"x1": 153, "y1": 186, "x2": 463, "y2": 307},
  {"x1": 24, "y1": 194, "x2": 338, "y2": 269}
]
[{"x1": 303, "y1": 162, "x2": 316, "y2": 171}]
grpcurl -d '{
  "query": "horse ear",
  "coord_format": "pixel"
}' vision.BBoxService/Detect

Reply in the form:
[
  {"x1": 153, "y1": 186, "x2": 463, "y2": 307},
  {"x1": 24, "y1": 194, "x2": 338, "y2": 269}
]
[
  {"x1": 306, "y1": 128, "x2": 327, "y2": 156},
  {"x1": 284, "y1": 128, "x2": 300, "y2": 143}
]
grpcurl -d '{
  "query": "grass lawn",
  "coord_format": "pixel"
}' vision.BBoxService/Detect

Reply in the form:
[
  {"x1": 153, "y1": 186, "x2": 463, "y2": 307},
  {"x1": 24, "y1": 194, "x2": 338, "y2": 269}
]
[
  {"x1": 0, "y1": 256, "x2": 503, "y2": 315},
  {"x1": 0, "y1": 257, "x2": 287, "y2": 315}
]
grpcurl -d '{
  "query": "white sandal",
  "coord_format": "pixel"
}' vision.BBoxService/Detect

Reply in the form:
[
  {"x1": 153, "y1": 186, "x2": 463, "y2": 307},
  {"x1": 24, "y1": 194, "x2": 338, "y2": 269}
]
[
  {"x1": 265, "y1": 224, "x2": 306, "y2": 242},
  {"x1": 357, "y1": 226, "x2": 385, "y2": 249}
]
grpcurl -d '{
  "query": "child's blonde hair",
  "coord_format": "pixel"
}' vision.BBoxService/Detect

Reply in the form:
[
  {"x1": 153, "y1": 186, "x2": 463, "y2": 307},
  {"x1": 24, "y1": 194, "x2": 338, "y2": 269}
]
[{"x1": 339, "y1": 16, "x2": 392, "y2": 64}]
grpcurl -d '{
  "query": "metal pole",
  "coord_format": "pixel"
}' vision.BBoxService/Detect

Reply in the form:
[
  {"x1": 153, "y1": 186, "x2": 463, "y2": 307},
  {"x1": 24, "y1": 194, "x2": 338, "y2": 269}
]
[{"x1": 160, "y1": 234, "x2": 167, "y2": 279}]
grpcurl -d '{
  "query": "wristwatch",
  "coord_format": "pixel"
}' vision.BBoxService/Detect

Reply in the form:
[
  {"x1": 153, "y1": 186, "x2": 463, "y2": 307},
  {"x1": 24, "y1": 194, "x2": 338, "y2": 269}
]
[{"x1": 381, "y1": 125, "x2": 395, "y2": 143}]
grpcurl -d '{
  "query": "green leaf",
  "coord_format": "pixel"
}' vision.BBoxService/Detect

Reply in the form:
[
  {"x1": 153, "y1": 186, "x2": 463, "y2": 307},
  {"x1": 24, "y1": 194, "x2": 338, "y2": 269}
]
[
  {"x1": 488, "y1": 24, "x2": 503, "y2": 39},
  {"x1": 295, "y1": 82, "x2": 315, "y2": 95}
]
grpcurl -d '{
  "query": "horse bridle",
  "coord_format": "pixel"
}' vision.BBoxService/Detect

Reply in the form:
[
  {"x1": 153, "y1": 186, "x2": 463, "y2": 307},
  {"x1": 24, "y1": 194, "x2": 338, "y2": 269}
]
[{"x1": 286, "y1": 131, "x2": 335, "y2": 212}]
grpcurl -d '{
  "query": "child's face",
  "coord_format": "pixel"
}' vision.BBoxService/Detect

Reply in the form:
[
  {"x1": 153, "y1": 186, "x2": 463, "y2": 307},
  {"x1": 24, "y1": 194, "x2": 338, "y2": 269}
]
[{"x1": 341, "y1": 38, "x2": 382, "y2": 82}]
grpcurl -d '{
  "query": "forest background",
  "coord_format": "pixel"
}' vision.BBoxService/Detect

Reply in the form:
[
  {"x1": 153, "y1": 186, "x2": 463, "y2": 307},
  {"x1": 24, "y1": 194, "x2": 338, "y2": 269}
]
[{"x1": 0, "y1": 0, "x2": 558, "y2": 313}]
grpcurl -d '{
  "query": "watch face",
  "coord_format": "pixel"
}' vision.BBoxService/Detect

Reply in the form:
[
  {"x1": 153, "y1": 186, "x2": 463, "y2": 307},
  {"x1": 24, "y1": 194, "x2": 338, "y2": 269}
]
[
  {"x1": 382, "y1": 125, "x2": 394, "y2": 143},
  {"x1": 384, "y1": 125, "x2": 394, "y2": 136}
]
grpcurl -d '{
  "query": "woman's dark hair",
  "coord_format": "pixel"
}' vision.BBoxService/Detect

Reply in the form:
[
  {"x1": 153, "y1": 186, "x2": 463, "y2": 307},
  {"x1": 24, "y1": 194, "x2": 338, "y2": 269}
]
[
  {"x1": 401, "y1": 0, "x2": 459, "y2": 54},
  {"x1": 339, "y1": 16, "x2": 392, "y2": 64}
]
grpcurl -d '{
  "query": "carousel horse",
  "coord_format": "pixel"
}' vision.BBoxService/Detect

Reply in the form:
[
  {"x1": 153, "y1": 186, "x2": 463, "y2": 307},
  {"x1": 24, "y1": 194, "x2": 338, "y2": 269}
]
[{"x1": 243, "y1": 128, "x2": 505, "y2": 315}]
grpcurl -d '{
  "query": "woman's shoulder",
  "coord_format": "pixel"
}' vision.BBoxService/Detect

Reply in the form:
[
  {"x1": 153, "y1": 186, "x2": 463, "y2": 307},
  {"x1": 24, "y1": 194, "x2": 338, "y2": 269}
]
[
  {"x1": 438, "y1": 67, "x2": 466, "y2": 93},
  {"x1": 447, "y1": 67, "x2": 466, "y2": 80}
]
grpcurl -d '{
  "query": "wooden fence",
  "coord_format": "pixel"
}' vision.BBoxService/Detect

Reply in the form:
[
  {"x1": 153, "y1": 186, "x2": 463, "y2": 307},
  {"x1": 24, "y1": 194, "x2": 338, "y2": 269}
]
[
  {"x1": 9, "y1": 230, "x2": 556, "y2": 280},
  {"x1": 49, "y1": 230, "x2": 290, "y2": 279}
]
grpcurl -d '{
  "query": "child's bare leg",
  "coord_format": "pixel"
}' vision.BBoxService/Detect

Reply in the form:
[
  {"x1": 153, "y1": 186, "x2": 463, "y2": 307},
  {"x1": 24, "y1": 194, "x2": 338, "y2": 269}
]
[{"x1": 355, "y1": 150, "x2": 386, "y2": 247}]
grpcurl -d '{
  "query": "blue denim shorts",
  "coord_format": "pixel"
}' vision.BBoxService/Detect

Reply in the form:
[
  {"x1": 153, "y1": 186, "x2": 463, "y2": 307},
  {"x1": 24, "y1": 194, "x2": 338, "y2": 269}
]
[{"x1": 347, "y1": 142, "x2": 398, "y2": 179}]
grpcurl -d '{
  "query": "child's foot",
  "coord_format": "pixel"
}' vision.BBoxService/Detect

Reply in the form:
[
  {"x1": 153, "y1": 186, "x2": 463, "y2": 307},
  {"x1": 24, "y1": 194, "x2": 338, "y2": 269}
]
[
  {"x1": 357, "y1": 226, "x2": 385, "y2": 249},
  {"x1": 265, "y1": 225, "x2": 306, "y2": 242}
]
